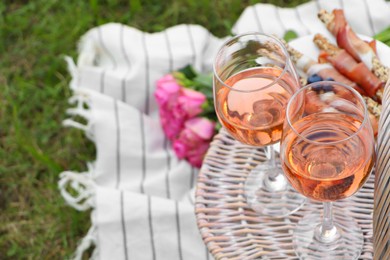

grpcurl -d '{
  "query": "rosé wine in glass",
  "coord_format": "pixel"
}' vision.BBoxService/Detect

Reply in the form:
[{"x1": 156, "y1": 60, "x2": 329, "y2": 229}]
[
  {"x1": 282, "y1": 113, "x2": 375, "y2": 202},
  {"x1": 280, "y1": 81, "x2": 375, "y2": 259},
  {"x1": 213, "y1": 32, "x2": 305, "y2": 217},
  {"x1": 216, "y1": 67, "x2": 294, "y2": 146}
]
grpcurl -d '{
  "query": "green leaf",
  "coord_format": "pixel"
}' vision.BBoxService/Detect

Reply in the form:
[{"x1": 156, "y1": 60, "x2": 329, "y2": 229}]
[
  {"x1": 283, "y1": 30, "x2": 298, "y2": 42},
  {"x1": 193, "y1": 73, "x2": 213, "y2": 89},
  {"x1": 178, "y1": 64, "x2": 197, "y2": 79},
  {"x1": 375, "y1": 26, "x2": 390, "y2": 46}
]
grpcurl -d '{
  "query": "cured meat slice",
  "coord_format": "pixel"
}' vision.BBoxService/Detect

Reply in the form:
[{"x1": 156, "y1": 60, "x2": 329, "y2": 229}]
[
  {"x1": 318, "y1": 9, "x2": 388, "y2": 84},
  {"x1": 286, "y1": 42, "x2": 366, "y2": 95},
  {"x1": 314, "y1": 34, "x2": 383, "y2": 102}
]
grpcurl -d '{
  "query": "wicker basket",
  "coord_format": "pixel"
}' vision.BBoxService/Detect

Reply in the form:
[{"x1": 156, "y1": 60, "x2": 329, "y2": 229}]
[
  {"x1": 195, "y1": 128, "x2": 375, "y2": 259},
  {"x1": 374, "y1": 77, "x2": 390, "y2": 260}
]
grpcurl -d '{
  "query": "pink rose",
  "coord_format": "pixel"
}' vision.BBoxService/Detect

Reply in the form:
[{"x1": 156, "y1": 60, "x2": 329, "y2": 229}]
[
  {"x1": 187, "y1": 142, "x2": 210, "y2": 168},
  {"x1": 171, "y1": 102, "x2": 187, "y2": 119},
  {"x1": 155, "y1": 72, "x2": 217, "y2": 168},
  {"x1": 172, "y1": 140, "x2": 187, "y2": 159},
  {"x1": 159, "y1": 107, "x2": 185, "y2": 141},
  {"x1": 155, "y1": 74, "x2": 181, "y2": 107},
  {"x1": 184, "y1": 117, "x2": 215, "y2": 140},
  {"x1": 155, "y1": 74, "x2": 208, "y2": 142},
  {"x1": 178, "y1": 88, "x2": 207, "y2": 117},
  {"x1": 172, "y1": 117, "x2": 216, "y2": 168}
]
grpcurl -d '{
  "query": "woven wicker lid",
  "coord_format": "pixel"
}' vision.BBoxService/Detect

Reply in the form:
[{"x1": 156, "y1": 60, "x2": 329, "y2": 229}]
[{"x1": 196, "y1": 128, "x2": 375, "y2": 259}]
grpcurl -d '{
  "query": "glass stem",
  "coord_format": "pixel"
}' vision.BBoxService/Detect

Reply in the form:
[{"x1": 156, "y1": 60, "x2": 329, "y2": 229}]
[
  {"x1": 266, "y1": 145, "x2": 278, "y2": 180},
  {"x1": 316, "y1": 202, "x2": 339, "y2": 244}
]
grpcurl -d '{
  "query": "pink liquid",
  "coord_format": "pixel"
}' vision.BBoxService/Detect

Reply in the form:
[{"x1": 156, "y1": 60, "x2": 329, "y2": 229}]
[
  {"x1": 215, "y1": 67, "x2": 298, "y2": 146},
  {"x1": 282, "y1": 113, "x2": 375, "y2": 201}
]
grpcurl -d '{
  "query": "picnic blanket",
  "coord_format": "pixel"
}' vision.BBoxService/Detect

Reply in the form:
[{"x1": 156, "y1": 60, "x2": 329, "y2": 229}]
[{"x1": 59, "y1": 0, "x2": 390, "y2": 259}]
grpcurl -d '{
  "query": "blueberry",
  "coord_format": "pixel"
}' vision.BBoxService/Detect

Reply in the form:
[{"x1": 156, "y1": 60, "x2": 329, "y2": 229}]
[
  {"x1": 307, "y1": 74, "x2": 322, "y2": 84},
  {"x1": 322, "y1": 84, "x2": 334, "y2": 92},
  {"x1": 311, "y1": 84, "x2": 323, "y2": 92},
  {"x1": 325, "y1": 77, "x2": 334, "y2": 81}
]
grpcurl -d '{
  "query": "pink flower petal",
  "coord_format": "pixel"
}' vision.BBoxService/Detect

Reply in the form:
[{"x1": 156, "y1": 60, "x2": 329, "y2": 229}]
[
  {"x1": 185, "y1": 117, "x2": 216, "y2": 140},
  {"x1": 173, "y1": 140, "x2": 187, "y2": 159},
  {"x1": 178, "y1": 89, "x2": 206, "y2": 117},
  {"x1": 181, "y1": 88, "x2": 206, "y2": 101},
  {"x1": 156, "y1": 74, "x2": 175, "y2": 85}
]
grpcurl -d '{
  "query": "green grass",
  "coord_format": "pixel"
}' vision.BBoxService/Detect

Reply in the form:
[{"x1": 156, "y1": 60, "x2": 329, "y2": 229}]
[{"x1": 4, "y1": 0, "x2": 389, "y2": 258}]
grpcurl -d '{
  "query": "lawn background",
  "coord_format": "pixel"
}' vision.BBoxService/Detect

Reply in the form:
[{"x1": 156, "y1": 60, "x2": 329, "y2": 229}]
[{"x1": 1, "y1": 0, "x2": 389, "y2": 259}]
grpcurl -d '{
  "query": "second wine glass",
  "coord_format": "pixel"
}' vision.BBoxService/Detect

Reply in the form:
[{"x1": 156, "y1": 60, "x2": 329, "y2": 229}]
[
  {"x1": 280, "y1": 81, "x2": 376, "y2": 259},
  {"x1": 213, "y1": 32, "x2": 306, "y2": 217}
]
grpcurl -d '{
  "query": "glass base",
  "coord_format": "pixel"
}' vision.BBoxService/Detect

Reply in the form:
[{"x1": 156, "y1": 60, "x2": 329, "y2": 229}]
[
  {"x1": 293, "y1": 212, "x2": 364, "y2": 260},
  {"x1": 244, "y1": 162, "x2": 306, "y2": 217}
]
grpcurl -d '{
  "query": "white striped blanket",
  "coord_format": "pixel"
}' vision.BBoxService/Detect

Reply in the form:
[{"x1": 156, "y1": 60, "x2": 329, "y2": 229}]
[{"x1": 59, "y1": 0, "x2": 390, "y2": 259}]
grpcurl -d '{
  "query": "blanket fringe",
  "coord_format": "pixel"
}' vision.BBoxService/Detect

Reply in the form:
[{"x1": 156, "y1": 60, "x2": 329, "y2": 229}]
[
  {"x1": 73, "y1": 224, "x2": 99, "y2": 260},
  {"x1": 58, "y1": 166, "x2": 98, "y2": 258},
  {"x1": 62, "y1": 89, "x2": 95, "y2": 141},
  {"x1": 58, "y1": 167, "x2": 98, "y2": 258},
  {"x1": 64, "y1": 56, "x2": 79, "y2": 90},
  {"x1": 61, "y1": 55, "x2": 99, "y2": 260},
  {"x1": 58, "y1": 170, "x2": 95, "y2": 211}
]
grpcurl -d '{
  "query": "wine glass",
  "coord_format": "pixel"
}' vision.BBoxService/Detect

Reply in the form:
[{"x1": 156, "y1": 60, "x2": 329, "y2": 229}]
[
  {"x1": 280, "y1": 81, "x2": 376, "y2": 259},
  {"x1": 213, "y1": 32, "x2": 306, "y2": 217}
]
